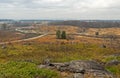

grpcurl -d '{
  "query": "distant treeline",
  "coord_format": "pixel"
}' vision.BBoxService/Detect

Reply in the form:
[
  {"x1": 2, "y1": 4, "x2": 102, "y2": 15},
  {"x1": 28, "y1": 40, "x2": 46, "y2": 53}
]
[
  {"x1": 13, "y1": 22, "x2": 32, "y2": 27},
  {"x1": 49, "y1": 20, "x2": 120, "y2": 28}
]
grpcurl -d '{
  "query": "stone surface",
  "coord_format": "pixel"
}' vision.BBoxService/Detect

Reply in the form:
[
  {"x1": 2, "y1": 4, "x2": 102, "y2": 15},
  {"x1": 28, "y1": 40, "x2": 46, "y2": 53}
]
[
  {"x1": 67, "y1": 60, "x2": 104, "y2": 73},
  {"x1": 67, "y1": 73, "x2": 84, "y2": 78},
  {"x1": 106, "y1": 60, "x2": 120, "y2": 66},
  {"x1": 38, "y1": 60, "x2": 116, "y2": 78}
]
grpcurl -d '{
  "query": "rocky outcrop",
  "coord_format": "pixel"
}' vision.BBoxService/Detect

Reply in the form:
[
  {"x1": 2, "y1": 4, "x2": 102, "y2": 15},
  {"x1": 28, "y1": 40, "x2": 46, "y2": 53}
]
[
  {"x1": 38, "y1": 60, "x2": 116, "y2": 78},
  {"x1": 106, "y1": 60, "x2": 120, "y2": 66}
]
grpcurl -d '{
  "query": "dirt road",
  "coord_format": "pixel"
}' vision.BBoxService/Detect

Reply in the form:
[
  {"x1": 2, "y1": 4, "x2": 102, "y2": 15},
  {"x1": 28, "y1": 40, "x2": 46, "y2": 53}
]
[{"x1": 0, "y1": 33, "x2": 48, "y2": 45}]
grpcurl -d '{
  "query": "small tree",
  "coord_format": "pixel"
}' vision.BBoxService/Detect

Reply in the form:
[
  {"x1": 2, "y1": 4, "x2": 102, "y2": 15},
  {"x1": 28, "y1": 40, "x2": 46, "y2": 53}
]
[
  {"x1": 56, "y1": 30, "x2": 61, "y2": 39},
  {"x1": 61, "y1": 31, "x2": 66, "y2": 39},
  {"x1": 95, "y1": 32, "x2": 99, "y2": 36}
]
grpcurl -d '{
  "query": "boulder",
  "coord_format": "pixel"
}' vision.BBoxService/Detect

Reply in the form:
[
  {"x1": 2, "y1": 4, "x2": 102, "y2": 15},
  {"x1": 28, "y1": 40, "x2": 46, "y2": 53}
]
[
  {"x1": 67, "y1": 73, "x2": 84, "y2": 78},
  {"x1": 39, "y1": 60, "x2": 115, "y2": 78},
  {"x1": 67, "y1": 60, "x2": 104, "y2": 73},
  {"x1": 106, "y1": 60, "x2": 120, "y2": 66}
]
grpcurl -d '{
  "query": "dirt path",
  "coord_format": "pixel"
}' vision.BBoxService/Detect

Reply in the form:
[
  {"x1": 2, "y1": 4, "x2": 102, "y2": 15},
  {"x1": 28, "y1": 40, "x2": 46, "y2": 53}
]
[{"x1": 0, "y1": 33, "x2": 48, "y2": 45}]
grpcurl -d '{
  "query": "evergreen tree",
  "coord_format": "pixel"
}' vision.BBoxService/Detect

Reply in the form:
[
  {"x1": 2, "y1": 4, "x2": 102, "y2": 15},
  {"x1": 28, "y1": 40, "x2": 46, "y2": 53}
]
[
  {"x1": 56, "y1": 30, "x2": 61, "y2": 39},
  {"x1": 61, "y1": 31, "x2": 66, "y2": 39}
]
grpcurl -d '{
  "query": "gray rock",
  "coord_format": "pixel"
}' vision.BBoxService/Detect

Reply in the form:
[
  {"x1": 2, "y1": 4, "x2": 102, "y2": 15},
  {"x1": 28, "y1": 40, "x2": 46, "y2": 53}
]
[
  {"x1": 68, "y1": 73, "x2": 84, "y2": 78},
  {"x1": 50, "y1": 63, "x2": 69, "y2": 71},
  {"x1": 39, "y1": 60, "x2": 115, "y2": 78},
  {"x1": 52, "y1": 60, "x2": 104, "y2": 73},
  {"x1": 38, "y1": 64, "x2": 55, "y2": 69},
  {"x1": 38, "y1": 65, "x2": 47, "y2": 68},
  {"x1": 43, "y1": 59, "x2": 51, "y2": 65},
  {"x1": 106, "y1": 60, "x2": 120, "y2": 66},
  {"x1": 87, "y1": 69, "x2": 114, "y2": 78},
  {"x1": 68, "y1": 60, "x2": 104, "y2": 73}
]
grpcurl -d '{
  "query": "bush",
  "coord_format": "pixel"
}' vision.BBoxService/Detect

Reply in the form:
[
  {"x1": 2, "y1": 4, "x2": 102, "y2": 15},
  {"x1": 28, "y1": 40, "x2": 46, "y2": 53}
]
[{"x1": 0, "y1": 61, "x2": 59, "y2": 78}]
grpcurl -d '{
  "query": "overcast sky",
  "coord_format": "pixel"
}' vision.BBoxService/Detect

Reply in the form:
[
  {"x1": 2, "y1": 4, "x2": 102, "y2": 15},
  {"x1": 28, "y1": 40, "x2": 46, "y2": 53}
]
[{"x1": 0, "y1": 0, "x2": 120, "y2": 20}]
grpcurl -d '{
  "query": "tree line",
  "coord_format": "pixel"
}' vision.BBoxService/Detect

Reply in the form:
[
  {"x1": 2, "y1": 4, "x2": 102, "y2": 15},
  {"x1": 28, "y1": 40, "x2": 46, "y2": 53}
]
[{"x1": 49, "y1": 20, "x2": 120, "y2": 28}]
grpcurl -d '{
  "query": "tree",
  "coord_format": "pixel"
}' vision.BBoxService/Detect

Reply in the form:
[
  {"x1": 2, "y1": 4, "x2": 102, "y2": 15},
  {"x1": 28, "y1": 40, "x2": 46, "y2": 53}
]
[
  {"x1": 56, "y1": 30, "x2": 61, "y2": 39},
  {"x1": 56, "y1": 30, "x2": 67, "y2": 39},
  {"x1": 61, "y1": 31, "x2": 66, "y2": 39},
  {"x1": 95, "y1": 32, "x2": 99, "y2": 36}
]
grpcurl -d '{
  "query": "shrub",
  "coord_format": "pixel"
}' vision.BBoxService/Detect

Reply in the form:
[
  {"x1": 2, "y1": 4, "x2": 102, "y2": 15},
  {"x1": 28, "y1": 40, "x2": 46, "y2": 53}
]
[{"x1": 0, "y1": 61, "x2": 59, "y2": 78}]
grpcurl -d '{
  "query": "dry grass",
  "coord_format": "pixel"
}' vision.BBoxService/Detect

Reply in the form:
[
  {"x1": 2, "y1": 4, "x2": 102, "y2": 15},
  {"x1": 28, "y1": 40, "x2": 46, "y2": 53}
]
[
  {"x1": 87, "y1": 27, "x2": 120, "y2": 35},
  {"x1": 0, "y1": 30, "x2": 24, "y2": 42},
  {"x1": 0, "y1": 26, "x2": 119, "y2": 78},
  {"x1": 38, "y1": 25, "x2": 78, "y2": 34}
]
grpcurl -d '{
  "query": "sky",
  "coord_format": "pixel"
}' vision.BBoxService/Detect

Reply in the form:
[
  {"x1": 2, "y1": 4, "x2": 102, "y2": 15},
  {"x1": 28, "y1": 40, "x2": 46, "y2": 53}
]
[{"x1": 0, "y1": 0, "x2": 120, "y2": 20}]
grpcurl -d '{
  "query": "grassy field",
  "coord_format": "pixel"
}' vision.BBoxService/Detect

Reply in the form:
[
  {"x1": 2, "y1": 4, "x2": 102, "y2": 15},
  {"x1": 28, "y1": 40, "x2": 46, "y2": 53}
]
[
  {"x1": 0, "y1": 40, "x2": 120, "y2": 77},
  {"x1": 0, "y1": 27, "x2": 120, "y2": 78},
  {"x1": 87, "y1": 28, "x2": 120, "y2": 35}
]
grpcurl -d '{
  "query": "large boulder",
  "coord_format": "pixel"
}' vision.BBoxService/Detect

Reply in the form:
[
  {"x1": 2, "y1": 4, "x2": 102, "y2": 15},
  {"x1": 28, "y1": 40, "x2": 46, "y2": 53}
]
[
  {"x1": 39, "y1": 60, "x2": 115, "y2": 78},
  {"x1": 55, "y1": 60, "x2": 115, "y2": 78},
  {"x1": 67, "y1": 60, "x2": 104, "y2": 73},
  {"x1": 52, "y1": 60, "x2": 104, "y2": 73}
]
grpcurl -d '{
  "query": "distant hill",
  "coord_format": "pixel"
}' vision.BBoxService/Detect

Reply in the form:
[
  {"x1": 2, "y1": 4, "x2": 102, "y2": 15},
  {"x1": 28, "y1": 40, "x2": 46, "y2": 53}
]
[
  {"x1": 49, "y1": 20, "x2": 120, "y2": 28},
  {"x1": 1, "y1": 19, "x2": 120, "y2": 28},
  {"x1": 0, "y1": 19, "x2": 15, "y2": 23}
]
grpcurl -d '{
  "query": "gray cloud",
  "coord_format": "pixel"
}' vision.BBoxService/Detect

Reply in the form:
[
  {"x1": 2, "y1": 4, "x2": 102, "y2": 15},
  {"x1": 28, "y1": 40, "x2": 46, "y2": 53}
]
[{"x1": 0, "y1": 0, "x2": 120, "y2": 19}]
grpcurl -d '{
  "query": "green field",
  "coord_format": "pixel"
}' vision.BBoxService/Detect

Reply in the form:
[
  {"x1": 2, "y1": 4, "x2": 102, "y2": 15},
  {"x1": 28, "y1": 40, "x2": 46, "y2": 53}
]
[{"x1": 0, "y1": 42, "x2": 120, "y2": 78}]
